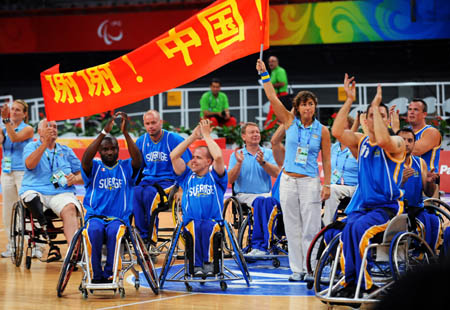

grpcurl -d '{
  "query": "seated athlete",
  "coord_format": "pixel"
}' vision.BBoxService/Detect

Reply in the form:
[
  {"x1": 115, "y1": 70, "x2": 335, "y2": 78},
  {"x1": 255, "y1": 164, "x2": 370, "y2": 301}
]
[
  {"x1": 81, "y1": 112, "x2": 141, "y2": 283},
  {"x1": 332, "y1": 77, "x2": 406, "y2": 297},
  {"x1": 397, "y1": 127, "x2": 440, "y2": 251},
  {"x1": 170, "y1": 119, "x2": 227, "y2": 277}
]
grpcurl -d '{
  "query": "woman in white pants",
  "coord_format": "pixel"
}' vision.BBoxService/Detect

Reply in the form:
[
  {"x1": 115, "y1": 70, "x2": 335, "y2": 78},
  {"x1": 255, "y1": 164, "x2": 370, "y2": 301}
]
[
  {"x1": 256, "y1": 60, "x2": 331, "y2": 281},
  {"x1": 0, "y1": 100, "x2": 34, "y2": 257}
]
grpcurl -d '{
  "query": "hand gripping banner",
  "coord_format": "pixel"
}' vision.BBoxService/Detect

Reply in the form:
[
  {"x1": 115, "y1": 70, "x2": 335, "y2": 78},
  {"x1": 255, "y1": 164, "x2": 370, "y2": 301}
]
[{"x1": 40, "y1": 0, "x2": 270, "y2": 121}]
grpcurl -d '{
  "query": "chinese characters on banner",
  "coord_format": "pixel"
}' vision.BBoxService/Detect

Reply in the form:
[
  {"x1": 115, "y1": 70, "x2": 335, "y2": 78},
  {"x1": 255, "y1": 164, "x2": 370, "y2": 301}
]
[{"x1": 41, "y1": 0, "x2": 270, "y2": 121}]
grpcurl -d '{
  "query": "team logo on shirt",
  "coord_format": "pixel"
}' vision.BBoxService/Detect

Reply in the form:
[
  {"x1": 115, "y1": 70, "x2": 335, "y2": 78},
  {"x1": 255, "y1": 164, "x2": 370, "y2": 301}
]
[
  {"x1": 188, "y1": 184, "x2": 214, "y2": 197},
  {"x1": 98, "y1": 177, "x2": 123, "y2": 190},
  {"x1": 145, "y1": 151, "x2": 169, "y2": 162}
]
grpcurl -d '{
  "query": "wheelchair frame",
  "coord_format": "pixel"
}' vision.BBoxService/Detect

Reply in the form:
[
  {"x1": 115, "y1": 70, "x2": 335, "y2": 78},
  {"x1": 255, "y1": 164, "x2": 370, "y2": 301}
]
[
  {"x1": 159, "y1": 220, "x2": 251, "y2": 292},
  {"x1": 10, "y1": 199, "x2": 83, "y2": 269},
  {"x1": 313, "y1": 214, "x2": 436, "y2": 307},
  {"x1": 56, "y1": 222, "x2": 159, "y2": 298}
]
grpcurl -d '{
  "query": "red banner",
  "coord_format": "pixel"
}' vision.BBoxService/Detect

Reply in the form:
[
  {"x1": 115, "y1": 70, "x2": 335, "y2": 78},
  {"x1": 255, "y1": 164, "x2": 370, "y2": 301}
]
[{"x1": 40, "y1": 0, "x2": 270, "y2": 121}]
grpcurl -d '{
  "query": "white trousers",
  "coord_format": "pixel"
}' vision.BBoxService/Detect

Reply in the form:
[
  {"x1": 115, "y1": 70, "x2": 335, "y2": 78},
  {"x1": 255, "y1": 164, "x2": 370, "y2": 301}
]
[
  {"x1": 1, "y1": 170, "x2": 25, "y2": 245},
  {"x1": 236, "y1": 192, "x2": 271, "y2": 206},
  {"x1": 279, "y1": 173, "x2": 321, "y2": 273},
  {"x1": 322, "y1": 184, "x2": 357, "y2": 226}
]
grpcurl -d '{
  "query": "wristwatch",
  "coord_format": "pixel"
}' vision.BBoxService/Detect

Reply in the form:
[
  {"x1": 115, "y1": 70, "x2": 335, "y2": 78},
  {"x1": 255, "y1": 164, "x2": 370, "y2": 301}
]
[
  {"x1": 2, "y1": 118, "x2": 10, "y2": 124},
  {"x1": 261, "y1": 160, "x2": 266, "y2": 166}
]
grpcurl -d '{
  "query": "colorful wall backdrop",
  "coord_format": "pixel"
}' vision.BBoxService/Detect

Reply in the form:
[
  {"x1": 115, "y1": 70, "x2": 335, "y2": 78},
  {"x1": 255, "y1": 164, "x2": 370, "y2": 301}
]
[{"x1": 270, "y1": 0, "x2": 450, "y2": 45}]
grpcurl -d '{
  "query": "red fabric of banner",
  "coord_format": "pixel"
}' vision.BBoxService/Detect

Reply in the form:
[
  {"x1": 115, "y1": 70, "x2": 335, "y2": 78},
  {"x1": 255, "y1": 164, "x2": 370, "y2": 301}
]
[{"x1": 41, "y1": 0, "x2": 270, "y2": 121}]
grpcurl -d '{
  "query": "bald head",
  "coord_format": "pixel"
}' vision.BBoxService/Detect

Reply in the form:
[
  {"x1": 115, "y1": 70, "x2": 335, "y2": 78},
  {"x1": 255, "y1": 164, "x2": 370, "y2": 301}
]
[{"x1": 143, "y1": 109, "x2": 163, "y2": 140}]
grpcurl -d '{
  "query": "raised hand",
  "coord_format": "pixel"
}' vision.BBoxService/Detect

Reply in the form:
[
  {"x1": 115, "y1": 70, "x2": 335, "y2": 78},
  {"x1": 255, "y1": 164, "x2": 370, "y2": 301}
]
[
  {"x1": 256, "y1": 149, "x2": 265, "y2": 165},
  {"x1": 199, "y1": 119, "x2": 212, "y2": 137},
  {"x1": 1, "y1": 104, "x2": 10, "y2": 119},
  {"x1": 191, "y1": 125, "x2": 202, "y2": 140},
  {"x1": 235, "y1": 149, "x2": 244, "y2": 164},
  {"x1": 103, "y1": 112, "x2": 115, "y2": 134},
  {"x1": 389, "y1": 105, "x2": 400, "y2": 132},
  {"x1": 426, "y1": 168, "x2": 439, "y2": 184},
  {"x1": 371, "y1": 84, "x2": 382, "y2": 107},
  {"x1": 115, "y1": 111, "x2": 129, "y2": 134},
  {"x1": 256, "y1": 59, "x2": 267, "y2": 73},
  {"x1": 344, "y1": 73, "x2": 356, "y2": 102}
]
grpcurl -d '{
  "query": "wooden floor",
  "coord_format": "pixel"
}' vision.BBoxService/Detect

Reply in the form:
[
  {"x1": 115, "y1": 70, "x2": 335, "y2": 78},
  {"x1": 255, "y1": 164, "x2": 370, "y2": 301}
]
[{"x1": 0, "y1": 196, "x2": 347, "y2": 310}]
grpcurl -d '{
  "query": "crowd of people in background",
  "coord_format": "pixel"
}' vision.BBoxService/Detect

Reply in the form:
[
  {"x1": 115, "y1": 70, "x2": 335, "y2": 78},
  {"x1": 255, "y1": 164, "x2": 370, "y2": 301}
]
[{"x1": 0, "y1": 56, "x2": 446, "y2": 294}]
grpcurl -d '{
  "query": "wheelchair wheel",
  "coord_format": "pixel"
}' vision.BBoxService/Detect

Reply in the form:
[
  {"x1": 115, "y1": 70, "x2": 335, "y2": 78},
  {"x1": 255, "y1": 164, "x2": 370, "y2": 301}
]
[
  {"x1": 314, "y1": 233, "x2": 342, "y2": 296},
  {"x1": 237, "y1": 216, "x2": 252, "y2": 253},
  {"x1": 389, "y1": 231, "x2": 436, "y2": 281},
  {"x1": 11, "y1": 201, "x2": 25, "y2": 267},
  {"x1": 56, "y1": 228, "x2": 84, "y2": 297},
  {"x1": 224, "y1": 221, "x2": 251, "y2": 286},
  {"x1": 223, "y1": 197, "x2": 244, "y2": 256},
  {"x1": 130, "y1": 227, "x2": 159, "y2": 295}
]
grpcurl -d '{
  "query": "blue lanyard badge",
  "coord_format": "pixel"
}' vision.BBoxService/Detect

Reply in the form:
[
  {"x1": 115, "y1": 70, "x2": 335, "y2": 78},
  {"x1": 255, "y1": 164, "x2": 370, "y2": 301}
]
[
  {"x1": 331, "y1": 148, "x2": 349, "y2": 184},
  {"x1": 295, "y1": 120, "x2": 313, "y2": 166}
]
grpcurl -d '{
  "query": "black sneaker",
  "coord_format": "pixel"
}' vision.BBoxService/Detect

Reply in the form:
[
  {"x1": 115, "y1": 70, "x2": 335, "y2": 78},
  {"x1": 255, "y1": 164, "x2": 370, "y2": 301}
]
[{"x1": 194, "y1": 267, "x2": 205, "y2": 277}]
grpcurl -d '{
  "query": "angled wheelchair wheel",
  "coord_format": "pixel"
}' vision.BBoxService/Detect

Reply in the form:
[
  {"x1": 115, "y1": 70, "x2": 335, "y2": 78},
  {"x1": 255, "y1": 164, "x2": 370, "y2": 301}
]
[
  {"x1": 223, "y1": 197, "x2": 244, "y2": 256},
  {"x1": 159, "y1": 223, "x2": 182, "y2": 289},
  {"x1": 11, "y1": 201, "x2": 25, "y2": 267},
  {"x1": 314, "y1": 233, "x2": 342, "y2": 296},
  {"x1": 389, "y1": 231, "x2": 436, "y2": 281},
  {"x1": 237, "y1": 216, "x2": 252, "y2": 253},
  {"x1": 224, "y1": 221, "x2": 251, "y2": 286},
  {"x1": 130, "y1": 227, "x2": 159, "y2": 295},
  {"x1": 56, "y1": 228, "x2": 84, "y2": 297}
]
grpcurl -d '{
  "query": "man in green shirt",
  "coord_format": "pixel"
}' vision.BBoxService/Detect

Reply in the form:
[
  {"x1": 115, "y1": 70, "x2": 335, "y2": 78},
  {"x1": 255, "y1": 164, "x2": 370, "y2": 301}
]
[
  {"x1": 200, "y1": 78, "x2": 237, "y2": 127},
  {"x1": 265, "y1": 56, "x2": 291, "y2": 129}
]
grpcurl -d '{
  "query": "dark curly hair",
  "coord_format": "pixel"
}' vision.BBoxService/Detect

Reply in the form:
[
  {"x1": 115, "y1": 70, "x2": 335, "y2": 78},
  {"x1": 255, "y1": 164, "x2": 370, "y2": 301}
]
[{"x1": 292, "y1": 91, "x2": 318, "y2": 118}]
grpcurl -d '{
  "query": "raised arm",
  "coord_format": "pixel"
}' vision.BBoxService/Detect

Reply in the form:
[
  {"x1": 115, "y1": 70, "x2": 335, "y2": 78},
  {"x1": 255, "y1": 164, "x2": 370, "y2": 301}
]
[
  {"x1": 389, "y1": 105, "x2": 400, "y2": 134},
  {"x1": 227, "y1": 149, "x2": 243, "y2": 184},
  {"x1": 117, "y1": 112, "x2": 141, "y2": 171},
  {"x1": 420, "y1": 159, "x2": 438, "y2": 197},
  {"x1": 331, "y1": 74, "x2": 363, "y2": 155},
  {"x1": 1, "y1": 104, "x2": 33, "y2": 143},
  {"x1": 320, "y1": 127, "x2": 332, "y2": 201},
  {"x1": 170, "y1": 125, "x2": 201, "y2": 176},
  {"x1": 411, "y1": 127, "x2": 441, "y2": 156},
  {"x1": 256, "y1": 59, "x2": 293, "y2": 126},
  {"x1": 82, "y1": 116, "x2": 114, "y2": 175},
  {"x1": 25, "y1": 120, "x2": 53, "y2": 170},
  {"x1": 200, "y1": 119, "x2": 225, "y2": 176},
  {"x1": 372, "y1": 85, "x2": 405, "y2": 157},
  {"x1": 270, "y1": 124, "x2": 285, "y2": 167}
]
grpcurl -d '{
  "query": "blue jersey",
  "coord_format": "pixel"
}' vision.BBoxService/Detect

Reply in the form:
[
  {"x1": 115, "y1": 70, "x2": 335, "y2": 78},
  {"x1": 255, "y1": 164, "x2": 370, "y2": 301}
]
[
  {"x1": 20, "y1": 141, "x2": 81, "y2": 195},
  {"x1": 357, "y1": 136, "x2": 405, "y2": 208},
  {"x1": 82, "y1": 159, "x2": 137, "y2": 224},
  {"x1": 2, "y1": 121, "x2": 33, "y2": 171},
  {"x1": 414, "y1": 125, "x2": 441, "y2": 172},
  {"x1": 136, "y1": 130, "x2": 192, "y2": 182},
  {"x1": 402, "y1": 155, "x2": 426, "y2": 208},
  {"x1": 284, "y1": 118, "x2": 323, "y2": 177},
  {"x1": 176, "y1": 167, "x2": 228, "y2": 222}
]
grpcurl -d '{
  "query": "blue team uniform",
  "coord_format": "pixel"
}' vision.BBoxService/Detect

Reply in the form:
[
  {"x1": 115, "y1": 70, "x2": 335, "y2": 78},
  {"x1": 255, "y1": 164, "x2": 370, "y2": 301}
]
[
  {"x1": 402, "y1": 156, "x2": 440, "y2": 252},
  {"x1": 176, "y1": 166, "x2": 227, "y2": 267},
  {"x1": 81, "y1": 159, "x2": 137, "y2": 282},
  {"x1": 414, "y1": 125, "x2": 441, "y2": 172},
  {"x1": 341, "y1": 136, "x2": 405, "y2": 290},
  {"x1": 133, "y1": 130, "x2": 191, "y2": 242}
]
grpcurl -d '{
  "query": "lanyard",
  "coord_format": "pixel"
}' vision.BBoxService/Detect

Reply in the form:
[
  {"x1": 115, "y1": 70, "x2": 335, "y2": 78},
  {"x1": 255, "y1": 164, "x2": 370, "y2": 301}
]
[
  {"x1": 297, "y1": 119, "x2": 313, "y2": 147},
  {"x1": 334, "y1": 149, "x2": 350, "y2": 173},
  {"x1": 45, "y1": 145, "x2": 58, "y2": 172}
]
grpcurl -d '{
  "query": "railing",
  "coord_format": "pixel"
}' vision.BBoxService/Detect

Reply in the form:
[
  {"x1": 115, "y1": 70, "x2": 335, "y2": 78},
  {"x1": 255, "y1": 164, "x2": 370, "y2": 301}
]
[{"x1": 9, "y1": 81, "x2": 450, "y2": 134}]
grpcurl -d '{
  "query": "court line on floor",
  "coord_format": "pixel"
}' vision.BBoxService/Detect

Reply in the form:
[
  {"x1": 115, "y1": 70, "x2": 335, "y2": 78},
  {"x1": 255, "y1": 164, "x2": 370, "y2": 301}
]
[{"x1": 96, "y1": 293, "x2": 198, "y2": 310}]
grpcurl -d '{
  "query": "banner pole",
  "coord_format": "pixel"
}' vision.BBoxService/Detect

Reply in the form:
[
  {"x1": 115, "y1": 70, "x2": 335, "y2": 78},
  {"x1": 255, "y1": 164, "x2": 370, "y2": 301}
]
[{"x1": 259, "y1": 0, "x2": 268, "y2": 60}]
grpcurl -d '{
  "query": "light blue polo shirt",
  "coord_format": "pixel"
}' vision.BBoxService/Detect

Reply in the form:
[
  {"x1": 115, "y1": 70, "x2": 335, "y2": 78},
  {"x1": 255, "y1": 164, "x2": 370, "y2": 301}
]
[
  {"x1": 331, "y1": 142, "x2": 358, "y2": 186},
  {"x1": 2, "y1": 121, "x2": 33, "y2": 171},
  {"x1": 228, "y1": 146, "x2": 276, "y2": 194},
  {"x1": 19, "y1": 141, "x2": 81, "y2": 195}
]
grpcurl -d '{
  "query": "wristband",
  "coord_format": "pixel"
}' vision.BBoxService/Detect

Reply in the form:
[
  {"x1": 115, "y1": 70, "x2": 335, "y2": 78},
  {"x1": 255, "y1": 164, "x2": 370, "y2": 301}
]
[
  {"x1": 261, "y1": 74, "x2": 271, "y2": 84},
  {"x1": 101, "y1": 129, "x2": 108, "y2": 135},
  {"x1": 259, "y1": 71, "x2": 269, "y2": 77}
]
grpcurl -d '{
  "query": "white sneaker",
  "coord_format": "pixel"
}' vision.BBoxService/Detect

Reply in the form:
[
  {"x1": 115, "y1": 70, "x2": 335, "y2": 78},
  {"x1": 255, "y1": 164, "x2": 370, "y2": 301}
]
[
  {"x1": 288, "y1": 272, "x2": 305, "y2": 282},
  {"x1": 247, "y1": 248, "x2": 266, "y2": 256},
  {"x1": 1, "y1": 248, "x2": 12, "y2": 258},
  {"x1": 32, "y1": 247, "x2": 43, "y2": 259}
]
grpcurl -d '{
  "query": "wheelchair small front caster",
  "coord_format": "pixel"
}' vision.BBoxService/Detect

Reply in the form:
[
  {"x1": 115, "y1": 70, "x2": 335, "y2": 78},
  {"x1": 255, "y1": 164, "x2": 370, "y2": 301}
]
[
  {"x1": 185, "y1": 283, "x2": 193, "y2": 292},
  {"x1": 119, "y1": 288, "x2": 125, "y2": 298},
  {"x1": 135, "y1": 279, "x2": 140, "y2": 290},
  {"x1": 272, "y1": 258, "x2": 280, "y2": 268},
  {"x1": 82, "y1": 289, "x2": 88, "y2": 299},
  {"x1": 220, "y1": 281, "x2": 227, "y2": 291}
]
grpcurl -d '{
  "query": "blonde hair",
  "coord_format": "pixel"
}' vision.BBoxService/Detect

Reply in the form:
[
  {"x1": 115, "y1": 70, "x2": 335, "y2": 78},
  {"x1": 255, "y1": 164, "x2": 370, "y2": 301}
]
[{"x1": 13, "y1": 99, "x2": 29, "y2": 123}]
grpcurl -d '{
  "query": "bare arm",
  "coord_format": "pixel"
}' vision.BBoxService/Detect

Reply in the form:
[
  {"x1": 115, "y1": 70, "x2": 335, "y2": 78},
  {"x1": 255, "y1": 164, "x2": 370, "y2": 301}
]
[
  {"x1": 257, "y1": 59, "x2": 293, "y2": 127},
  {"x1": 412, "y1": 128, "x2": 441, "y2": 156},
  {"x1": 170, "y1": 125, "x2": 201, "y2": 176},
  {"x1": 256, "y1": 149, "x2": 280, "y2": 178},
  {"x1": 389, "y1": 105, "x2": 400, "y2": 134},
  {"x1": 25, "y1": 120, "x2": 53, "y2": 170},
  {"x1": 321, "y1": 127, "x2": 332, "y2": 201},
  {"x1": 227, "y1": 150, "x2": 243, "y2": 184},
  {"x1": 200, "y1": 120, "x2": 225, "y2": 176},
  {"x1": 270, "y1": 124, "x2": 285, "y2": 167},
  {"x1": 332, "y1": 74, "x2": 362, "y2": 153},
  {"x1": 4, "y1": 124, "x2": 34, "y2": 143},
  {"x1": 351, "y1": 112, "x2": 360, "y2": 132},
  {"x1": 118, "y1": 112, "x2": 142, "y2": 171},
  {"x1": 82, "y1": 117, "x2": 114, "y2": 175},
  {"x1": 372, "y1": 85, "x2": 405, "y2": 157},
  {"x1": 421, "y1": 159, "x2": 438, "y2": 197}
]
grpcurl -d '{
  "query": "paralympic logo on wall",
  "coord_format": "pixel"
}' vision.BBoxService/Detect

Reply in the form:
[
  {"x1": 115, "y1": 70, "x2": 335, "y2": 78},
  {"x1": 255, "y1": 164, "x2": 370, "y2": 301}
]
[
  {"x1": 129, "y1": 257, "x2": 314, "y2": 296},
  {"x1": 97, "y1": 20, "x2": 124, "y2": 45}
]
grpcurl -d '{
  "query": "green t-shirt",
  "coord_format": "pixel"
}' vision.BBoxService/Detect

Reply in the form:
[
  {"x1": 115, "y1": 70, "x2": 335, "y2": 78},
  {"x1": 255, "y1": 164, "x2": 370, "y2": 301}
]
[
  {"x1": 199, "y1": 91, "x2": 229, "y2": 118},
  {"x1": 271, "y1": 66, "x2": 288, "y2": 94}
]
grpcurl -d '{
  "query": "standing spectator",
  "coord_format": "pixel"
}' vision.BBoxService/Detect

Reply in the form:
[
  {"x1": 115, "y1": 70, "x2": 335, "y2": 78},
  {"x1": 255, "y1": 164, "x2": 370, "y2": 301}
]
[
  {"x1": 0, "y1": 100, "x2": 34, "y2": 258},
  {"x1": 256, "y1": 59, "x2": 331, "y2": 282},
  {"x1": 265, "y1": 56, "x2": 291, "y2": 129},
  {"x1": 200, "y1": 78, "x2": 237, "y2": 127}
]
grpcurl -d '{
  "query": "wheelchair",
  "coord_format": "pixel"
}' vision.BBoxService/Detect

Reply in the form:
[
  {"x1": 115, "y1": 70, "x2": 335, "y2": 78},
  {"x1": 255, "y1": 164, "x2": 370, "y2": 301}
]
[
  {"x1": 313, "y1": 212, "x2": 437, "y2": 308},
  {"x1": 10, "y1": 199, "x2": 83, "y2": 269},
  {"x1": 159, "y1": 217, "x2": 251, "y2": 292},
  {"x1": 56, "y1": 218, "x2": 159, "y2": 298},
  {"x1": 236, "y1": 197, "x2": 288, "y2": 268},
  {"x1": 144, "y1": 183, "x2": 180, "y2": 260}
]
